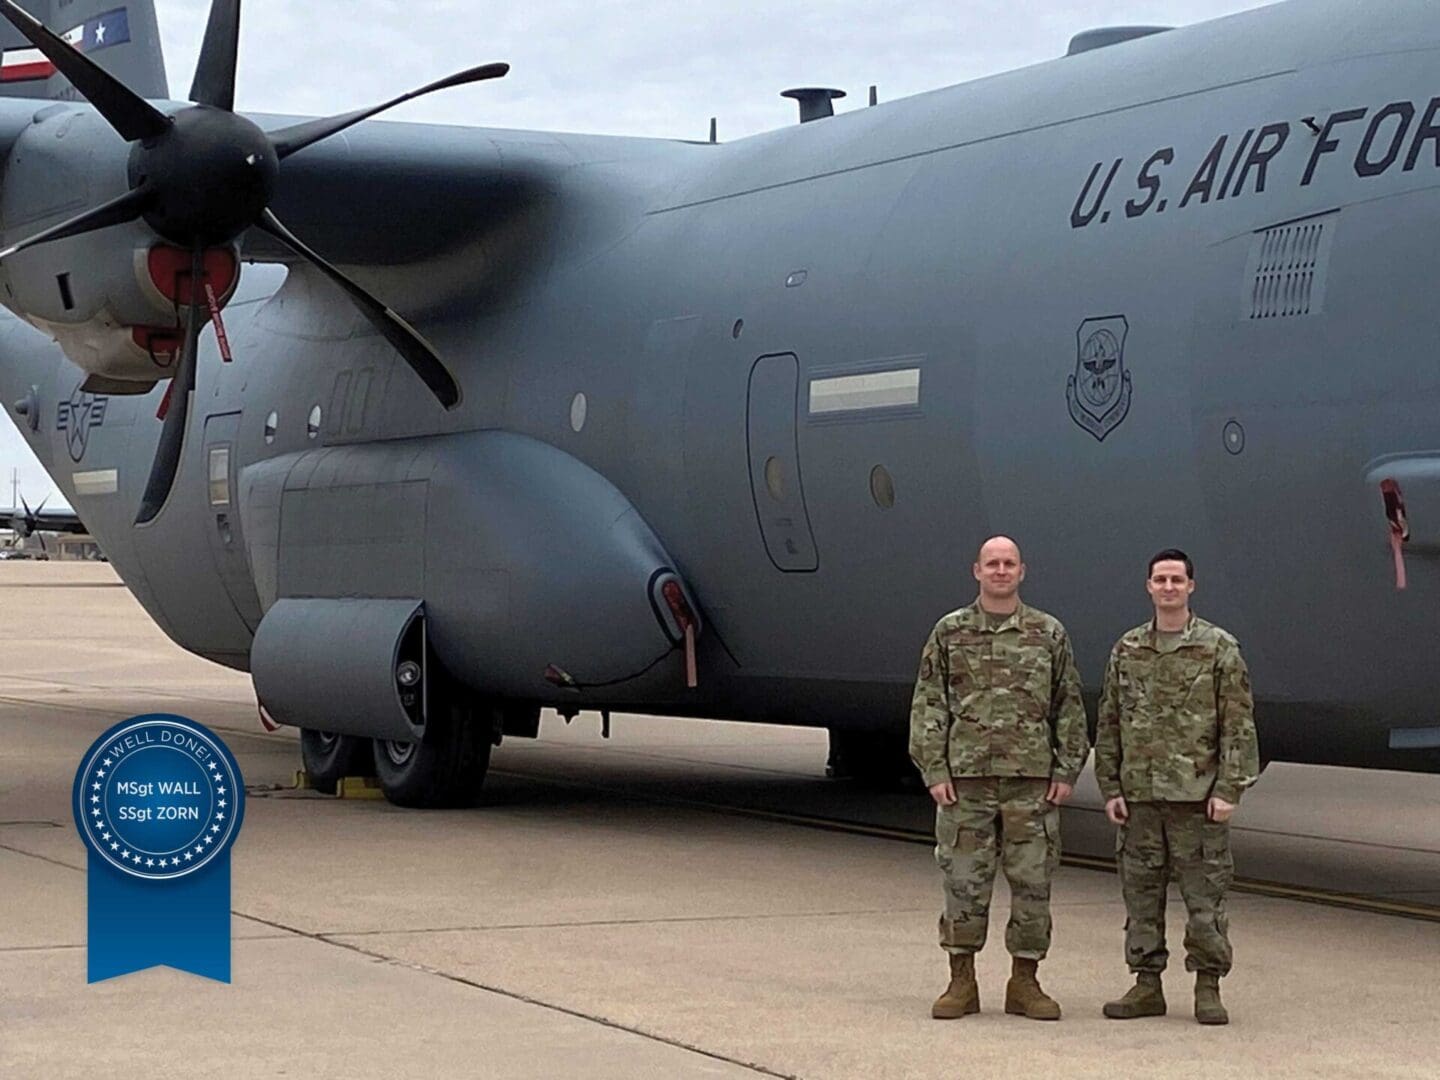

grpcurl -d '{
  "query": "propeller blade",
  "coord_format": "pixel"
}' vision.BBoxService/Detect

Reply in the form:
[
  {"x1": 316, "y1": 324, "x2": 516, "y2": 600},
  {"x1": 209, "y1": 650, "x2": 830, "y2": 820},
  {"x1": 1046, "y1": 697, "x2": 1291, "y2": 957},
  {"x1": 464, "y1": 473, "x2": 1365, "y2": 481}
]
[
  {"x1": 36, "y1": 530, "x2": 47, "y2": 554},
  {"x1": 0, "y1": 1, "x2": 170, "y2": 141},
  {"x1": 269, "y1": 63, "x2": 509, "y2": 160},
  {"x1": 256, "y1": 209, "x2": 460, "y2": 409},
  {"x1": 136, "y1": 246, "x2": 205, "y2": 525},
  {"x1": 0, "y1": 185, "x2": 150, "y2": 261},
  {"x1": 189, "y1": 0, "x2": 241, "y2": 111}
]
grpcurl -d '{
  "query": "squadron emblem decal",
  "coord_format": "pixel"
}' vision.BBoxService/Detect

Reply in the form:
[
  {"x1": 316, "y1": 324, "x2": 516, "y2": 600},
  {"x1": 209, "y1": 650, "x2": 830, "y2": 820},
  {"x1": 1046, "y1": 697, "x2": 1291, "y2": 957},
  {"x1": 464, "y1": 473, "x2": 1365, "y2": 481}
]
[
  {"x1": 56, "y1": 382, "x2": 109, "y2": 462},
  {"x1": 1067, "y1": 316, "x2": 1132, "y2": 442}
]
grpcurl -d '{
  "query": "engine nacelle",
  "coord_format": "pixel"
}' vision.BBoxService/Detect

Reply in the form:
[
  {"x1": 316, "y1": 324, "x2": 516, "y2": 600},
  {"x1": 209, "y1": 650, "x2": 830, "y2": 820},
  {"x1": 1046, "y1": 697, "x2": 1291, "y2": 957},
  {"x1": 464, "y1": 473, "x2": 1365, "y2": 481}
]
[{"x1": 0, "y1": 106, "x2": 238, "y2": 388}]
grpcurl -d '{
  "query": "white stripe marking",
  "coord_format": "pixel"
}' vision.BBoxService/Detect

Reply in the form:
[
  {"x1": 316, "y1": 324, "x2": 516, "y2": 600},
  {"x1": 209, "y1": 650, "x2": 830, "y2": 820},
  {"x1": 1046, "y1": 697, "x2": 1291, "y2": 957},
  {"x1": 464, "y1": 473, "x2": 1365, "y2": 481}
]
[
  {"x1": 73, "y1": 469, "x2": 118, "y2": 496},
  {"x1": 808, "y1": 368, "x2": 921, "y2": 415}
]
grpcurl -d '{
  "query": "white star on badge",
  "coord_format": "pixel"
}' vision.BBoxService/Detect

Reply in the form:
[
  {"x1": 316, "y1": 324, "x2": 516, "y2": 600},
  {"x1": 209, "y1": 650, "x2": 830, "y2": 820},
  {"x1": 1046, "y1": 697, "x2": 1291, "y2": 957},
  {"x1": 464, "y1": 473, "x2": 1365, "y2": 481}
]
[
  {"x1": 184, "y1": 852, "x2": 193, "y2": 861},
  {"x1": 132, "y1": 854, "x2": 142, "y2": 863},
  {"x1": 204, "y1": 836, "x2": 213, "y2": 845},
  {"x1": 195, "y1": 845, "x2": 204, "y2": 854},
  {"x1": 92, "y1": 782, "x2": 101, "y2": 791},
  {"x1": 91, "y1": 808, "x2": 101, "y2": 817},
  {"x1": 210, "y1": 824, "x2": 220, "y2": 833},
  {"x1": 216, "y1": 812, "x2": 224, "y2": 821},
  {"x1": 103, "y1": 758, "x2": 112, "y2": 767},
  {"x1": 218, "y1": 800, "x2": 226, "y2": 808},
  {"x1": 101, "y1": 832, "x2": 111, "y2": 841},
  {"x1": 120, "y1": 848, "x2": 129, "y2": 857},
  {"x1": 110, "y1": 842, "x2": 119, "y2": 851},
  {"x1": 145, "y1": 858, "x2": 154, "y2": 867},
  {"x1": 95, "y1": 22, "x2": 105, "y2": 43},
  {"x1": 91, "y1": 795, "x2": 99, "y2": 804},
  {"x1": 217, "y1": 787, "x2": 226, "y2": 795},
  {"x1": 96, "y1": 769, "x2": 106, "y2": 777},
  {"x1": 158, "y1": 858, "x2": 167, "y2": 867}
]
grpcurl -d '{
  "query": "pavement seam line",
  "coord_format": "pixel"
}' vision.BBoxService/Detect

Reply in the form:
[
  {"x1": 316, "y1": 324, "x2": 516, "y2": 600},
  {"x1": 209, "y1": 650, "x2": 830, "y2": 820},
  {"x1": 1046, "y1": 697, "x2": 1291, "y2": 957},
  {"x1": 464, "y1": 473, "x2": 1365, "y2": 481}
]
[
  {"x1": 489, "y1": 769, "x2": 1440, "y2": 924},
  {"x1": 241, "y1": 912, "x2": 796, "y2": 1079},
  {"x1": 318, "y1": 906, "x2": 938, "y2": 937},
  {"x1": 0, "y1": 839, "x2": 792, "y2": 1078}
]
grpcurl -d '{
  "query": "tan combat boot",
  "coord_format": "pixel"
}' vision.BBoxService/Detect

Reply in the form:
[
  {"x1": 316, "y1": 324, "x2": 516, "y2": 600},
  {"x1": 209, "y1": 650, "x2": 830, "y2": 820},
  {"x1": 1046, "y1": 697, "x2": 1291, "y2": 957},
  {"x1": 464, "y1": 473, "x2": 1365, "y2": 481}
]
[
  {"x1": 1194, "y1": 973, "x2": 1229, "y2": 1025},
  {"x1": 1103, "y1": 972, "x2": 1166, "y2": 1019},
  {"x1": 1004, "y1": 957, "x2": 1062, "y2": 1020},
  {"x1": 931, "y1": 953, "x2": 980, "y2": 1019}
]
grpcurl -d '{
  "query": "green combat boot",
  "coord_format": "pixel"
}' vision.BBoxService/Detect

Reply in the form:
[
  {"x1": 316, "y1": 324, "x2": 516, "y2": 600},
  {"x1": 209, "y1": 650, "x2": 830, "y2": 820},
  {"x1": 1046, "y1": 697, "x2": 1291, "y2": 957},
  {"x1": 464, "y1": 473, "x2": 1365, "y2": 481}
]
[
  {"x1": 1103, "y1": 972, "x2": 1167, "y2": 1019},
  {"x1": 1194, "y1": 973, "x2": 1229, "y2": 1025},
  {"x1": 931, "y1": 953, "x2": 980, "y2": 1019},
  {"x1": 1004, "y1": 957, "x2": 1062, "y2": 1020}
]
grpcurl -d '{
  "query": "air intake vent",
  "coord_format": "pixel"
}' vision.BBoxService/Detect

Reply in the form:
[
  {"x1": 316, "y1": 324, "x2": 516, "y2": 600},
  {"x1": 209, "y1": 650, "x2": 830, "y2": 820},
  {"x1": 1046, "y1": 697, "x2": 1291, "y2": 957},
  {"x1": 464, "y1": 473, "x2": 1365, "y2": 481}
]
[{"x1": 1245, "y1": 214, "x2": 1336, "y2": 320}]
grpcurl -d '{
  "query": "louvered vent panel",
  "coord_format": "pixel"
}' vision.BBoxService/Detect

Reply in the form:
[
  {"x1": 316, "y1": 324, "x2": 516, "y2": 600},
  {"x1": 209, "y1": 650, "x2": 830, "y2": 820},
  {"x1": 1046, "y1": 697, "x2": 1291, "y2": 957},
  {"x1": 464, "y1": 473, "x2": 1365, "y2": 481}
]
[{"x1": 1246, "y1": 216, "x2": 1335, "y2": 319}]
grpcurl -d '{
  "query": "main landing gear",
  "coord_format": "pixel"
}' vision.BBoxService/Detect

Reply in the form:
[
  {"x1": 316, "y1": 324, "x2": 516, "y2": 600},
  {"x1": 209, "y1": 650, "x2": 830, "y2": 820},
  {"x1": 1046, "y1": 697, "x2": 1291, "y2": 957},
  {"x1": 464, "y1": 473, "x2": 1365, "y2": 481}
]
[
  {"x1": 299, "y1": 729, "x2": 373, "y2": 795},
  {"x1": 299, "y1": 697, "x2": 540, "y2": 808}
]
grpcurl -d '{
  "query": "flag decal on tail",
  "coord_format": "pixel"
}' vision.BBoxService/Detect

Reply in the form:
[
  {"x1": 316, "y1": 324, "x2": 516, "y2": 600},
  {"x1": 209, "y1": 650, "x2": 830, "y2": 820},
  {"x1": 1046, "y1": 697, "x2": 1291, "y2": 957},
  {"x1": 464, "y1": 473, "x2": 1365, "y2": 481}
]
[{"x1": 1, "y1": 7, "x2": 131, "y2": 82}]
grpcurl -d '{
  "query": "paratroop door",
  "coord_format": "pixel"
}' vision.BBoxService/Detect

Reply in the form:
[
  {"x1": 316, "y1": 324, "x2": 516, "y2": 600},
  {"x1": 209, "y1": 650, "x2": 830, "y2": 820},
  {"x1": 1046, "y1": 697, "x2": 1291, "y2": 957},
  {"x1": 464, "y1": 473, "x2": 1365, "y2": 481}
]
[{"x1": 746, "y1": 353, "x2": 818, "y2": 572}]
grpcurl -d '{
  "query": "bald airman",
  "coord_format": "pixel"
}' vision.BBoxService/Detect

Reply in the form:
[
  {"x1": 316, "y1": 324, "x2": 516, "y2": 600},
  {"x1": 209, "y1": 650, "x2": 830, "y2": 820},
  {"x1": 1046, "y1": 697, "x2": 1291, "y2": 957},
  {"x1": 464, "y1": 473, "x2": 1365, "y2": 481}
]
[{"x1": 908, "y1": 536, "x2": 1090, "y2": 1020}]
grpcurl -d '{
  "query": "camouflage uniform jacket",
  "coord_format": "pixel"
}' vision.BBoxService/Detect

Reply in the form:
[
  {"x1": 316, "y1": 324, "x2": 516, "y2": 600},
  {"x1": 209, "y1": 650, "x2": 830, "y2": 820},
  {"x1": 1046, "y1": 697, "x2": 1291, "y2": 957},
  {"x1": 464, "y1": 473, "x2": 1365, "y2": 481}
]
[
  {"x1": 1094, "y1": 615, "x2": 1259, "y2": 804},
  {"x1": 908, "y1": 601, "x2": 1089, "y2": 788}
]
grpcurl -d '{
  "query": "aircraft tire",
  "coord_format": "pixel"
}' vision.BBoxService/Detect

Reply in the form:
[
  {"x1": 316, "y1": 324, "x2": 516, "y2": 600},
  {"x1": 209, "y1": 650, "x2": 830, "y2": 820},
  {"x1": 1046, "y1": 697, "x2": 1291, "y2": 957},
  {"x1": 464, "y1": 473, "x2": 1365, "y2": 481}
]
[
  {"x1": 372, "y1": 697, "x2": 494, "y2": 808},
  {"x1": 300, "y1": 730, "x2": 373, "y2": 795}
]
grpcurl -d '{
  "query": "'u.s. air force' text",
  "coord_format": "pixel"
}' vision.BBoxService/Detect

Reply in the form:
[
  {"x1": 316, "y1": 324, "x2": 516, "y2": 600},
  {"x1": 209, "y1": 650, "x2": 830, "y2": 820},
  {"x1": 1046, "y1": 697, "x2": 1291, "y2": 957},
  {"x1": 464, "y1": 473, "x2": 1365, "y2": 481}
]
[{"x1": 1070, "y1": 98, "x2": 1440, "y2": 229}]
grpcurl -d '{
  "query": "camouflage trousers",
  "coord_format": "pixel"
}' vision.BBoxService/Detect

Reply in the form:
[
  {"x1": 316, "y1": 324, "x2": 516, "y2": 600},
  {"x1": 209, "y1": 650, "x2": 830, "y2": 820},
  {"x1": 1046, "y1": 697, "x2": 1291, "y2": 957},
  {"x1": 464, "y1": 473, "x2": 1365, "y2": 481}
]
[
  {"x1": 933, "y1": 777, "x2": 1060, "y2": 959},
  {"x1": 1116, "y1": 801, "x2": 1234, "y2": 976}
]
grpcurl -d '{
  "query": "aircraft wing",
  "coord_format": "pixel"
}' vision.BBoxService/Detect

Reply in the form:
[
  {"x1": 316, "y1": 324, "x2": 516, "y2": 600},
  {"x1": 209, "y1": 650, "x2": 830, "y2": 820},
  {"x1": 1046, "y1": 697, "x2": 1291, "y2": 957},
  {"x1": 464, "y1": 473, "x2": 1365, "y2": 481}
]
[
  {"x1": 242, "y1": 116, "x2": 695, "y2": 272},
  {"x1": 1, "y1": 505, "x2": 88, "y2": 536}
]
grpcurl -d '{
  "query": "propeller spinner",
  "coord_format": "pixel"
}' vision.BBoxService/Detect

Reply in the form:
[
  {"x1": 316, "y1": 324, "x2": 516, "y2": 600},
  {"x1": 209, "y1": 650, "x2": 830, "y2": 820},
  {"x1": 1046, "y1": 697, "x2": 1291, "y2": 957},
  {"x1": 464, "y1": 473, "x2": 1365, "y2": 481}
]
[{"x1": 0, "y1": 0, "x2": 507, "y2": 523}]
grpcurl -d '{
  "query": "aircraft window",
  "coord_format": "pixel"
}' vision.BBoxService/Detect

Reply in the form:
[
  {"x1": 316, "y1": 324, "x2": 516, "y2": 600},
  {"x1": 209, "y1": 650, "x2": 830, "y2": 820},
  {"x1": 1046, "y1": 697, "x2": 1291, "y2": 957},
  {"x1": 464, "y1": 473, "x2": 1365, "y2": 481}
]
[
  {"x1": 809, "y1": 368, "x2": 920, "y2": 415},
  {"x1": 732, "y1": 319, "x2": 744, "y2": 339},
  {"x1": 870, "y1": 465, "x2": 896, "y2": 509},
  {"x1": 764, "y1": 456, "x2": 786, "y2": 501},
  {"x1": 208, "y1": 447, "x2": 230, "y2": 506},
  {"x1": 307, "y1": 405, "x2": 321, "y2": 439},
  {"x1": 570, "y1": 392, "x2": 588, "y2": 433},
  {"x1": 1224, "y1": 420, "x2": 1245, "y2": 455},
  {"x1": 264, "y1": 411, "x2": 278, "y2": 445}
]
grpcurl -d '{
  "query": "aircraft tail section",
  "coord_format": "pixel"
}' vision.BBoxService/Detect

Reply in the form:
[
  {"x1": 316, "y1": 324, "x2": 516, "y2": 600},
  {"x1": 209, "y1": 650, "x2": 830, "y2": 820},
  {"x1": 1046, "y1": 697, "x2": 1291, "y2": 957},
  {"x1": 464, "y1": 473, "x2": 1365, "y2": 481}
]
[{"x1": 0, "y1": 1, "x2": 166, "y2": 101}]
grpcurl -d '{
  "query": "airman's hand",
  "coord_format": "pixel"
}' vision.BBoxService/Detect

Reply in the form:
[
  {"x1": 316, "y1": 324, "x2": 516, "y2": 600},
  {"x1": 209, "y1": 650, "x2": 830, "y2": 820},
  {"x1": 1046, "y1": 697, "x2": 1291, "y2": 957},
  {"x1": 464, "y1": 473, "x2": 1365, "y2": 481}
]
[
  {"x1": 1207, "y1": 796, "x2": 1235, "y2": 823},
  {"x1": 929, "y1": 780, "x2": 957, "y2": 807},
  {"x1": 1046, "y1": 780, "x2": 1073, "y2": 805},
  {"x1": 1105, "y1": 796, "x2": 1129, "y2": 825}
]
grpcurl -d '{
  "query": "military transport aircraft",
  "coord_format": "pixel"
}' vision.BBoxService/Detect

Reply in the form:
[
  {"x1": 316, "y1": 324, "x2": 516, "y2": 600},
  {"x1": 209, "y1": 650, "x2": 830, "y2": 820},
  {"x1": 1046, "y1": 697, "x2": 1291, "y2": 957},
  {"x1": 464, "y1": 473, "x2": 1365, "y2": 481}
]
[
  {"x1": 0, "y1": 0, "x2": 1436, "y2": 805},
  {"x1": 1, "y1": 494, "x2": 84, "y2": 544}
]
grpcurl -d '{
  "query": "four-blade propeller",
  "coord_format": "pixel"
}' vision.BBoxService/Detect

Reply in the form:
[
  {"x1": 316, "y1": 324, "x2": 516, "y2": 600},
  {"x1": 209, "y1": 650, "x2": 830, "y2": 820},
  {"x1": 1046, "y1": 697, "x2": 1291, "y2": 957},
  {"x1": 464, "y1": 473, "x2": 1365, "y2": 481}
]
[
  {"x1": 13, "y1": 494, "x2": 49, "y2": 551},
  {"x1": 0, "y1": 0, "x2": 507, "y2": 523}
]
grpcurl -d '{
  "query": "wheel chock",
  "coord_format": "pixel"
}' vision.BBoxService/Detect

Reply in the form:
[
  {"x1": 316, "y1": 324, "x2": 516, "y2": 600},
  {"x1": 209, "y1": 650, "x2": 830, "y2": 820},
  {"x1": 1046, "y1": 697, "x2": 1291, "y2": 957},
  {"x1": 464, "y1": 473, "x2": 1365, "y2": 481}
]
[
  {"x1": 292, "y1": 770, "x2": 314, "y2": 790},
  {"x1": 336, "y1": 775, "x2": 384, "y2": 800}
]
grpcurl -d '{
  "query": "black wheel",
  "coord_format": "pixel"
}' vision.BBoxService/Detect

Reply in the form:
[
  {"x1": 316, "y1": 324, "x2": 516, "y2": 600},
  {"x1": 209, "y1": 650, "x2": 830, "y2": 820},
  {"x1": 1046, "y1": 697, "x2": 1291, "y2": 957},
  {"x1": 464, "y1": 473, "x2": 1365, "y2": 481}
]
[
  {"x1": 373, "y1": 697, "x2": 495, "y2": 808},
  {"x1": 300, "y1": 729, "x2": 374, "y2": 795}
]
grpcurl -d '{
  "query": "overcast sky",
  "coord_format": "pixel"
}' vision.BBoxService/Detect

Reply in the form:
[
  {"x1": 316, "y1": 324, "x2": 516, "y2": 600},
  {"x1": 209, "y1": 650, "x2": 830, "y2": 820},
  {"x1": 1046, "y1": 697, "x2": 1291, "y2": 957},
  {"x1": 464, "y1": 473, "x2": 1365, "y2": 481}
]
[{"x1": 1, "y1": 0, "x2": 1277, "y2": 508}]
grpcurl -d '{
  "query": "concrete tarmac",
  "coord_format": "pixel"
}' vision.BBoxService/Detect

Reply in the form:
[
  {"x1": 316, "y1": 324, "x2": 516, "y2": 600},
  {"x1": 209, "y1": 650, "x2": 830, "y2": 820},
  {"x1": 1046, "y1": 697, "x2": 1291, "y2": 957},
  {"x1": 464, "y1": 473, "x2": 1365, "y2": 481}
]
[{"x1": 2, "y1": 563, "x2": 1438, "y2": 1079}]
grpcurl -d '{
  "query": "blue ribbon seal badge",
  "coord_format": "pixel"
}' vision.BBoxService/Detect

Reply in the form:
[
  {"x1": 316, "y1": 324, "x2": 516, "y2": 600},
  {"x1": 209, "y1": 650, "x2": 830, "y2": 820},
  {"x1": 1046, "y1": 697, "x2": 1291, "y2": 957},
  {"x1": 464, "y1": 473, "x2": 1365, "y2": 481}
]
[{"x1": 72, "y1": 714, "x2": 245, "y2": 983}]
